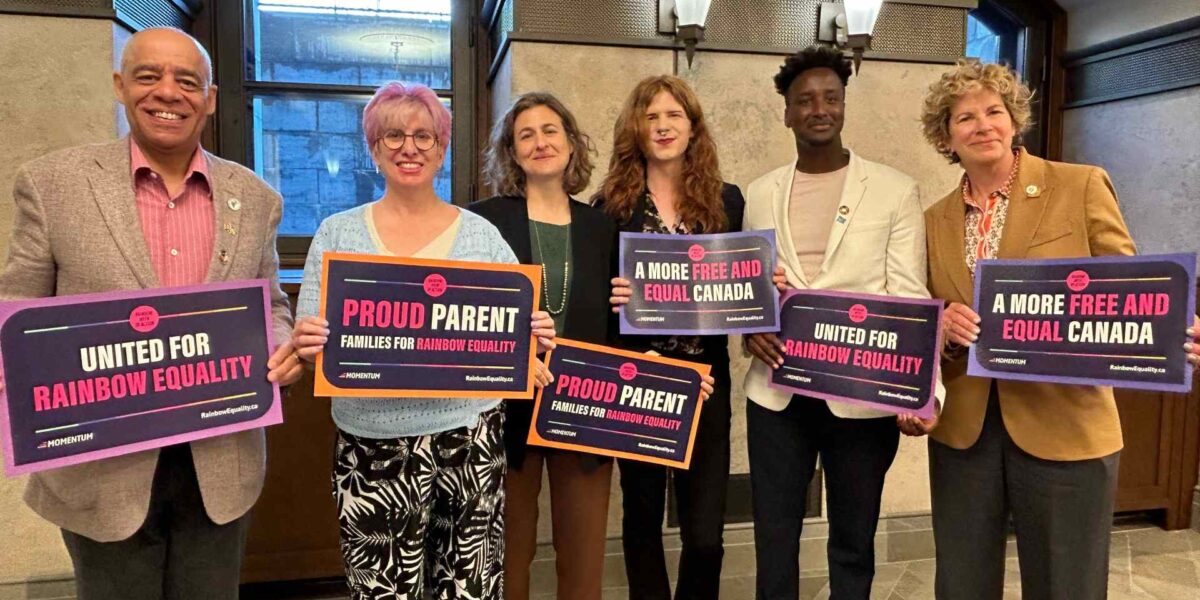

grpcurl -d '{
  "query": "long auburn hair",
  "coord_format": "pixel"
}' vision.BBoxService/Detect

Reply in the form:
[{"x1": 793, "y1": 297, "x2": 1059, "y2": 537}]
[{"x1": 593, "y1": 75, "x2": 727, "y2": 233}]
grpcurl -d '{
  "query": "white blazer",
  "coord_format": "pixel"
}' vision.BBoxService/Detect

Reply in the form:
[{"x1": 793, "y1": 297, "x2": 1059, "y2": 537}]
[{"x1": 742, "y1": 150, "x2": 944, "y2": 418}]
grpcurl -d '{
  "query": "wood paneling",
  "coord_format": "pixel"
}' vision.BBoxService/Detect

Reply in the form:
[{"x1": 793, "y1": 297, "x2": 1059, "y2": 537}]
[
  {"x1": 1112, "y1": 285, "x2": 1200, "y2": 529},
  {"x1": 241, "y1": 369, "x2": 343, "y2": 582},
  {"x1": 241, "y1": 289, "x2": 343, "y2": 583}
]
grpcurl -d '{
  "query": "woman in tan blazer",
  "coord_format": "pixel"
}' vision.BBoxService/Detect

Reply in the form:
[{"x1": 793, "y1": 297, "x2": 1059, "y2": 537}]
[{"x1": 914, "y1": 60, "x2": 1199, "y2": 599}]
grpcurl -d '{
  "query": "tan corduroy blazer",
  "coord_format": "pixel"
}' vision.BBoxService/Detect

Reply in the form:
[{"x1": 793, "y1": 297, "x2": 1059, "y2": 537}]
[
  {"x1": 0, "y1": 139, "x2": 292, "y2": 542},
  {"x1": 925, "y1": 149, "x2": 1136, "y2": 461}
]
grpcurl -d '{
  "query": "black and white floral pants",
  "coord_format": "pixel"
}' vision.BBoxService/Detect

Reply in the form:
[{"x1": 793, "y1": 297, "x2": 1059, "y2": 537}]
[{"x1": 332, "y1": 407, "x2": 505, "y2": 600}]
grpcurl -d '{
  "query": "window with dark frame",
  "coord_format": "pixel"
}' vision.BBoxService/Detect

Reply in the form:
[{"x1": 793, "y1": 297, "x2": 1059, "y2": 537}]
[
  {"x1": 966, "y1": 1, "x2": 1025, "y2": 69},
  {"x1": 213, "y1": 0, "x2": 474, "y2": 267},
  {"x1": 964, "y1": 0, "x2": 1065, "y2": 160},
  {"x1": 966, "y1": 13, "x2": 1002, "y2": 64}
]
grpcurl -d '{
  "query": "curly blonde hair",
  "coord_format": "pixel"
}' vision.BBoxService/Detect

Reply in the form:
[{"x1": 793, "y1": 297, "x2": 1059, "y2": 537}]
[
  {"x1": 920, "y1": 59, "x2": 1033, "y2": 163},
  {"x1": 593, "y1": 75, "x2": 727, "y2": 233},
  {"x1": 484, "y1": 92, "x2": 595, "y2": 196}
]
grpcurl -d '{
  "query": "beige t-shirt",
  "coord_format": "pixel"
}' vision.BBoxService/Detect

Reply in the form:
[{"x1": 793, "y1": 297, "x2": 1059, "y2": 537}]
[
  {"x1": 366, "y1": 202, "x2": 462, "y2": 259},
  {"x1": 788, "y1": 166, "x2": 848, "y2": 281}
]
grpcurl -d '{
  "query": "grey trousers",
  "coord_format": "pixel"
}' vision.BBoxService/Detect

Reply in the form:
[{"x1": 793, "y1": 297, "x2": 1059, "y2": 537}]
[
  {"x1": 929, "y1": 387, "x2": 1118, "y2": 600},
  {"x1": 61, "y1": 444, "x2": 249, "y2": 600}
]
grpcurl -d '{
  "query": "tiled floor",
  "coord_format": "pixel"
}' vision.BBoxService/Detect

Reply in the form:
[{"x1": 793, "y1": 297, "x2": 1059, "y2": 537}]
[
  {"x1": 582, "y1": 525, "x2": 1200, "y2": 600},
  {"x1": 235, "y1": 522, "x2": 1200, "y2": 600},
  {"x1": 9, "y1": 519, "x2": 1198, "y2": 599}
]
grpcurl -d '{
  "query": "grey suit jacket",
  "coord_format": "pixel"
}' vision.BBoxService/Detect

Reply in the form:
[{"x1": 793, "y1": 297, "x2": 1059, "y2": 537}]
[{"x1": 0, "y1": 138, "x2": 292, "y2": 542}]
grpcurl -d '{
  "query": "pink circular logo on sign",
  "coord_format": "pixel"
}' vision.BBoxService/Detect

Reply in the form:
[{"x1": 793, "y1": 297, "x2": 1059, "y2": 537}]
[
  {"x1": 618, "y1": 362, "x2": 638, "y2": 381},
  {"x1": 687, "y1": 244, "x2": 706, "y2": 261},
  {"x1": 848, "y1": 304, "x2": 869, "y2": 323},
  {"x1": 129, "y1": 305, "x2": 160, "y2": 332},
  {"x1": 423, "y1": 273, "x2": 447, "y2": 297},
  {"x1": 1066, "y1": 270, "x2": 1090, "y2": 292}
]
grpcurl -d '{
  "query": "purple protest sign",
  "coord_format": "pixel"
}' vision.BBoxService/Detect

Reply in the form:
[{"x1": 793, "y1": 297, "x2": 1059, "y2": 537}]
[
  {"x1": 770, "y1": 290, "x2": 942, "y2": 418},
  {"x1": 315, "y1": 253, "x2": 542, "y2": 399},
  {"x1": 0, "y1": 281, "x2": 281, "y2": 476},
  {"x1": 527, "y1": 339, "x2": 709, "y2": 468},
  {"x1": 969, "y1": 253, "x2": 1196, "y2": 392},
  {"x1": 620, "y1": 230, "x2": 779, "y2": 335}
]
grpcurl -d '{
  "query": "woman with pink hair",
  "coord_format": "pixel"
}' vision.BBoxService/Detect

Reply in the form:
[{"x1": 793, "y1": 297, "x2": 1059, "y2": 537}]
[{"x1": 290, "y1": 82, "x2": 556, "y2": 599}]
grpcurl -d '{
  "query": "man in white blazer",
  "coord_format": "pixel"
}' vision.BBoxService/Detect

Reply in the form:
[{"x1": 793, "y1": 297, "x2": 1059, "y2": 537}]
[{"x1": 742, "y1": 46, "x2": 940, "y2": 600}]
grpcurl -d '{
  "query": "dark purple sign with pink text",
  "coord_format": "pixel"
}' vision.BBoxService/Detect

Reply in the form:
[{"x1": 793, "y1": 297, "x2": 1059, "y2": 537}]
[
  {"x1": 315, "y1": 253, "x2": 541, "y2": 399},
  {"x1": 0, "y1": 281, "x2": 281, "y2": 476},
  {"x1": 969, "y1": 253, "x2": 1196, "y2": 392},
  {"x1": 620, "y1": 231, "x2": 778, "y2": 335},
  {"x1": 770, "y1": 290, "x2": 942, "y2": 418},
  {"x1": 527, "y1": 339, "x2": 709, "y2": 468}
]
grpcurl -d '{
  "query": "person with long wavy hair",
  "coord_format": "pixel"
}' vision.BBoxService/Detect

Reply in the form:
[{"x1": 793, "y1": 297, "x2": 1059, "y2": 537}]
[
  {"x1": 598, "y1": 75, "x2": 744, "y2": 600},
  {"x1": 469, "y1": 92, "x2": 618, "y2": 600}
]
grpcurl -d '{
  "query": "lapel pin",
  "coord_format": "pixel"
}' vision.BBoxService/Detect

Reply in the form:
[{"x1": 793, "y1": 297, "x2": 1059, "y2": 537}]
[
  {"x1": 836, "y1": 215, "x2": 847, "y2": 224},
  {"x1": 1025, "y1": 185, "x2": 1039, "y2": 196},
  {"x1": 227, "y1": 198, "x2": 241, "y2": 211},
  {"x1": 838, "y1": 205, "x2": 850, "y2": 215},
  {"x1": 219, "y1": 250, "x2": 230, "y2": 264},
  {"x1": 224, "y1": 223, "x2": 237, "y2": 236}
]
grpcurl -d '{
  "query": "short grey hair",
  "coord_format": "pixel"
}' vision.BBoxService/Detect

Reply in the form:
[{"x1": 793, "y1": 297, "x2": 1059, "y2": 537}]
[{"x1": 120, "y1": 27, "x2": 214, "y2": 85}]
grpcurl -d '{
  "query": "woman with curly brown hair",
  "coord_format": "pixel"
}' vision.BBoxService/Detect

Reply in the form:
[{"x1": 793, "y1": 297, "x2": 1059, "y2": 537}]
[
  {"x1": 468, "y1": 91, "x2": 618, "y2": 600},
  {"x1": 917, "y1": 60, "x2": 1197, "y2": 599},
  {"x1": 600, "y1": 75, "x2": 743, "y2": 600}
]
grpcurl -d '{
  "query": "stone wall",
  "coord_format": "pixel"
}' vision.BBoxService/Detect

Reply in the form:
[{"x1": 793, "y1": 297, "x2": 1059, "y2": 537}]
[{"x1": 0, "y1": 13, "x2": 126, "y2": 587}]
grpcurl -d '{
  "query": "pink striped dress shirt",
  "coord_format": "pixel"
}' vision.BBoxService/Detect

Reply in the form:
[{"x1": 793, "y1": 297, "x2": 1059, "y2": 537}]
[{"x1": 130, "y1": 141, "x2": 215, "y2": 287}]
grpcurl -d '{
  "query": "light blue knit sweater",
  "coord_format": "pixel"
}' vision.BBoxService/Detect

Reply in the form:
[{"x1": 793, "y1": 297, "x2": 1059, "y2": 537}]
[{"x1": 297, "y1": 204, "x2": 516, "y2": 438}]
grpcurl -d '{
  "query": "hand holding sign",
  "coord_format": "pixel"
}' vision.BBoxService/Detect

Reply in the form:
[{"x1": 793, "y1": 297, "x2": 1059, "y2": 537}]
[
  {"x1": 610, "y1": 277, "x2": 632, "y2": 314},
  {"x1": 291, "y1": 316, "x2": 330, "y2": 363},
  {"x1": 531, "y1": 310, "x2": 556, "y2": 352},
  {"x1": 746, "y1": 332, "x2": 785, "y2": 369},
  {"x1": 736, "y1": 265, "x2": 789, "y2": 371},
  {"x1": 533, "y1": 360, "x2": 554, "y2": 388},
  {"x1": 897, "y1": 405, "x2": 940, "y2": 437},
  {"x1": 1187, "y1": 316, "x2": 1200, "y2": 366},
  {"x1": 266, "y1": 340, "x2": 304, "y2": 386},
  {"x1": 943, "y1": 302, "x2": 981, "y2": 347},
  {"x1": 771, "y1": 265, "x2": 789, "y2": 293}
]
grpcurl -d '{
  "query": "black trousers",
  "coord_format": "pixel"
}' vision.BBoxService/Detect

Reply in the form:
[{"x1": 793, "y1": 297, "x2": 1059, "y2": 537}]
[
  {"x1": 930, "y1": 387, "x2": 1118, "y2": 600},
  {"x1": 619, "y1": 373, "x2": 731, "y2": 600},
  {"x1": 61, "y1": 444, "x2": 249, "y2": 600},
  {"x1": 747, "y1": 396, "x2": 900, "y2": 600}
]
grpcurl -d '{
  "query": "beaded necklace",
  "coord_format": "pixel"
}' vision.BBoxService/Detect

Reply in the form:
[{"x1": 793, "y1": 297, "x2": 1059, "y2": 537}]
[{"x1": 531, "y1": 220, "x2": 569, "y2": 315}]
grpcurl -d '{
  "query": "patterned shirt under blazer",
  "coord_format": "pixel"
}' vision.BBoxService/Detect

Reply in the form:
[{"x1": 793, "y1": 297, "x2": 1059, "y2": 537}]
[
  {"x1": 926, "y1": 148, "x2": 1132, "y2": 458},
  {"x1": 743, "y1": 150, "x2": 944, "y2": 418},
  {"x1": 925, "y1": 148, "x2": 1136, "y2": 461},
  {"x1": 0, "y1": 139, "x2": 293, "y2": 542}
]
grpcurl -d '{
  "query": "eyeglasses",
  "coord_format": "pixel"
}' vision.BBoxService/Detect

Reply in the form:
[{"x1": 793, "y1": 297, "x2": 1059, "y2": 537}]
[{"x1": 380, "y1": 129, "x2": 438, "y2": 151}]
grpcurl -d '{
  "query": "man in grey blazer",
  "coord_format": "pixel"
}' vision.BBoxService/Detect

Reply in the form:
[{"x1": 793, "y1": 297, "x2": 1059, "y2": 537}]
[
  {"x1": 741, "y1": 46, "x2": 942, "y2": 600},
  {"x1": 0, "y1": 28, "x2": 302, "y2": 599}
]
